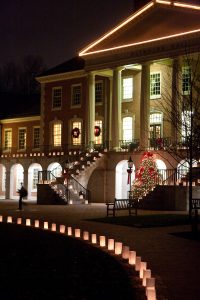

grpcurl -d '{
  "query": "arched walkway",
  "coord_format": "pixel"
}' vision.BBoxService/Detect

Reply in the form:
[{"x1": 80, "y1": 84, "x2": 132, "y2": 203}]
[
  {"x1": 115, "y1": 160, "x2": 135, "y2": 199},
  {"x1": 10, "y1": 164, "x2": 24, "y2": 200},
  {"x1": 28, "y1": 163, "x2": 42, "y2": 200},
  {"x1": 156, "y1": 159, "x2": 167, "y2": 181},
  {"x1": 47, "y1": 162, "x2": 62, "y2": 181},
  {"x1": 0, "y1": 164, "x2": 6, "y2": 199}
]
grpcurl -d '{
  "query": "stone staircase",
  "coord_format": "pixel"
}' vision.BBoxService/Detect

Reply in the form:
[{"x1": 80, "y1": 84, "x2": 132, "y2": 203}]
[{"x1": 37, "y1": 150, "x2": 104, "y2": 205}]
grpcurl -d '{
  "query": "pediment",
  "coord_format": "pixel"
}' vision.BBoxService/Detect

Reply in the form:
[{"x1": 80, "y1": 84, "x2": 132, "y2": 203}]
[{"x1": 79, "y1": 1, "x2": 200, "y2": 57}]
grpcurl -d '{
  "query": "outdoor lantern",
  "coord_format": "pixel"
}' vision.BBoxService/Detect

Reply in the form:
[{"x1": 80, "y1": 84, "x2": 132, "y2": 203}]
[
  {"x1": 60, "y1": 225, "x2": 65, "y2": 234},
  {"x1": 69, "y1": 200, "x2": 73, "y2": 204},
  {"x1": 0, "y1": 215, "x2": 3, "y2": 222},
  {"x1": 146, "y1": 277, "x2": 155, "y2": 289},
  {"x1": 44, "y1": 221, "x2": 48, "y2": 230},
  {"x1": 83, "y1": 231, "x2": 89, "y2": 241},
  {"x1": 51, "y1": 223, "x2": 56, "y2": 231},
  {"x1": 67, "y1": 226, "x2": 72, "y2": 236},
  {"x1": 91, "y1": 233, "x2": 97, "y2": 244},
  {"x1": 128, "y1": 250, "x2": 136, "y2": 265},
  {"x1": 128, "y1": 156, "x2": 134, "y2": 169},
  {"x1": 143, "y1": 269, "x2": 151, "y2": 286},
  {"x1": 17, "y1": 218, "x2": 22, "y2": 225},
  {"x1": 99, "y1": 236, "x2": 106, "y2": 247},
  {"x1": 108, "y1": 238, "x2": 114, "y2": 251},
  {"x1": 115, "y1": 242, "x2": 123, "y2": 255},
  {"x1": 79, "y1": 191, "x2": 84, "y2": 199},
  {"x1": 140, "y1": 261, "x2": 147, "y2": 279},
  {"x1": 7, "y1": 216, "x2": 12, "y2": 223},
  {"x1": 26, "y1": 219, "x2": 31, "y2": 226},
  {"x1": 122, "y1": 245, "x2": 130, "y2": 260},
  {"x1": 35, "y1": 220, "x2": 39, "y2": 228},
  {"x1": 146, "y1": 287, "x2": 156, "y2": 300},
  {"x1": 135, "y1": 256, "x2": 141, "y2": 271},
  {"x1": 75, "y1": 228, "x2": 81, "y2": 238}
]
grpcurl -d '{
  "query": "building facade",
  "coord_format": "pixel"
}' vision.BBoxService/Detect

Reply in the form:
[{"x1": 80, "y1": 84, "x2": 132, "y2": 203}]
[{"x1": 0, "y1": 1, "x2": 200, "y2": 205}]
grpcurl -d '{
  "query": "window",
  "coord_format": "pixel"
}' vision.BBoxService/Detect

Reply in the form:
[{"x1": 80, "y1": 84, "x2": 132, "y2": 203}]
[
  {"x1": 95, "y1": 81, "x2": 103, "y2": 103},
  {"x1": 53, "y1": 122, "x2": 62, "y2": 147},
  {"x1": 182, "y1": 110, "x2": 192, "y2": 141},
  {"x1": 150, "y1": 113, "x2": 162, "y2": 124},
  {"x1": 94, "y1": 120, "x2": 103, "y2": 144},
  {"x1": 122, "y1": 77, "x2": 133, "y2": 100},
  {"x1": 32, "y1": 168, "x2": 39, "y2": 190},
  {"x1": 71, "y1": 85, "x2": 81, "y2": 106},
  {"x1": 150, "y1": 72, "x2": 161, "y2": 99},
  {"x1": 4, "y1": 129, "x2": 12, "y2": 150},
  {"x1": 18, "y1": 128, "x2": 26, "y2": 150},
  {"x1": 122, "y1": 117, "x2": 133, "y2": 141},
  {"x1": 33, "y1": 127, "x2": 40, "y2": 149},
  {"x1": 52, "y1": 87, "x2": 62, "y2": 109},
  {"x1": 72, "y1": 121, "x2": 82, "y2": 145},
  {"x1": 182, "y1": 66, "x2": 191, "y2": 95}
]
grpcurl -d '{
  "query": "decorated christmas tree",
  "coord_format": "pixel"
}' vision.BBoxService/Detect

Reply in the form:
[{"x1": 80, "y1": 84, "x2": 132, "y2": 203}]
[{"x1": 131, "y1": 152, "x2": 159, "y2": 200}]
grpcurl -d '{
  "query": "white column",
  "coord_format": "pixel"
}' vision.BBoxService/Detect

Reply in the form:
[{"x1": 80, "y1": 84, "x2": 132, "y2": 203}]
[
  {"x1": 5, "y1": 169, "x2": 10, "y2": 199},
  {"x1": 140, "y1": 64, "x2": 150, "y2": 150},
  {"x1": 88, "y1": 72, "x2": 95, "y2": 148},
  {"x1": 171, "y1": 58, "x2": 179, "y2": 144},
  {"x1": 111, "y1": 67, "x2": 122, "y2": 150}
]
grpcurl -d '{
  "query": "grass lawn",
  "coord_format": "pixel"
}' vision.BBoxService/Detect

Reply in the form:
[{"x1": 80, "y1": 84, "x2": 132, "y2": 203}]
[
  {"x1": 0, "y1": 223, "x2": 145, "y2": 300},
  {"x1": 87, "y1": 213, "x2": 192, "y2": 228}
]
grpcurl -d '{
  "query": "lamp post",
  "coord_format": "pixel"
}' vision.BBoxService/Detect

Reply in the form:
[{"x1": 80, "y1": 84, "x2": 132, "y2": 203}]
[{"x1": 127, "y1": 156, "x2": 134, "y2": 198}]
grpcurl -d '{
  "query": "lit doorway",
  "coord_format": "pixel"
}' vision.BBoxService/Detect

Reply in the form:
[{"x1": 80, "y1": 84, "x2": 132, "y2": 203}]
[{"x1": 115, "y1": 160, "x2": 135, "y2": 199}]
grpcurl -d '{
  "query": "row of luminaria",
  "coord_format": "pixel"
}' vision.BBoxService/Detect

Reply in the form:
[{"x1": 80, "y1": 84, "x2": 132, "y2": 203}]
[{"x1": 2, "y1": 215, "x2": 157, "y2": 300}]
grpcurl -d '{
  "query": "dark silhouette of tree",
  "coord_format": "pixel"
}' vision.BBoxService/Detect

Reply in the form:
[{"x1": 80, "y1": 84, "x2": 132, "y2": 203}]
[{"x1": 157, "y1": 52, "x2": 200, "y2": 219}]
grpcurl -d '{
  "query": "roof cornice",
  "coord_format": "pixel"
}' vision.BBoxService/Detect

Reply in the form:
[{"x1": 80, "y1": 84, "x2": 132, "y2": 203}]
[
  {"x1": 36, "y1": 69, "x2": 87, "y2": 84},
  {"x1": 0, "y1": 116, "x2": 40, "y2": 124},
  {"x1": 79, "y1": 0, "x2": 200, "y2": 58}
]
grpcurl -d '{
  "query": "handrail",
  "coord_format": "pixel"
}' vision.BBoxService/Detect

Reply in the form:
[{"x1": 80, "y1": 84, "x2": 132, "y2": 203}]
[{"x1": 71, "y1": 175, "x2": 91, "y2": 203}]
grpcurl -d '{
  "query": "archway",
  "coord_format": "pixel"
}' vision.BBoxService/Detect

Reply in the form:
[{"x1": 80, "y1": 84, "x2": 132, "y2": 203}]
[
  {"x1": 177, "y1": 159, "x2": 197, "y2": 180},
  {"x1": 115, "y1": 160, "x2": 135, "y2": 199},
  {"x1": 156, "y1": 159, "x2": 167, "y2": 181},
  {"x1": 0, "y1": 164, "x2": 6, "y2": 199},
  {"x1": 28, "y1": 163, "x2": 42, "y2": 200},
  {"x1": 10, "y1": 164, "x2": 24, "y2": 199},
  {"x1": 47, "y1": 162, "x2": 62, "y2": 181}
]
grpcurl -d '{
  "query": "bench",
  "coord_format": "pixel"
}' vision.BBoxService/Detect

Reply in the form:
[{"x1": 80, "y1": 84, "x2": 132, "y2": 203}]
[{"x1": 106, "y1": 198, "x2": 138, "y2": 217}]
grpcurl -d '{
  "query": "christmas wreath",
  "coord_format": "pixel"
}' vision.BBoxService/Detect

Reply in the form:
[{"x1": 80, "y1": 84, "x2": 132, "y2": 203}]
[
  {"x1": 72, "y1": 127, "x2": 80, "y2": 138},
  {"x1": 94, "y1": 126, "x2": 101, "y2": 137}
]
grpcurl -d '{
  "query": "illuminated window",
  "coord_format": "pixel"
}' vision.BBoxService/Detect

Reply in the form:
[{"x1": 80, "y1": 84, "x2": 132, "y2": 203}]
[
  {"x1": 52, "y1": 87, "x2": 62, "y2": 109},
  {"x1": 182, "y1": 66, "x2": 191, "y2": 95},
  {"x1": 72, "y1": 121, "x2": 82, "y2": 145},
  {"x1": 182, "y1": 111, "x2": 192, "y2": 141},
  {"x1": 33, "y1": 127, "x2": 40, "y2": 149},
  {"x1": 150, "y1": 72, "x2": 161, "y2": 99},
  {"x1": 72, "y1": 85, "x2": 81, "y2": 106},
  {"x1": 122, "y1": 77, "x2": 133, "y2": 100},
  {"x1": 32, "y1": 168, "x2": 39, "y2": 190},
  {"x1": 95, "y1": 81, "x2": 103, "y2": 103},
  {"x1": 150, "y1": 113, "x2": 162, "y2": 124},
  {"x1": 94, "y1": 120, "x2": 103, "y2": 144},
  {"x1": 53, "y1": 122, "x2": 62, "y2": 147},
  {"x1": 4, "y1": 129, "x2": 12, "y2": 150},
  {"x1": 18, "y1": 128, "x2": 26, "y2": 150},
  {"x1": 122, "y1": 117, "x2": 132, "y2": 141}
]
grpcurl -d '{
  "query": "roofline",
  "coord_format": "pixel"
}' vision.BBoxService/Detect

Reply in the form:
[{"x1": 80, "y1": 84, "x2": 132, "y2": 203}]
[
  {"x1": 36, "y1": 69, "x2": 87, "y2": 84},
  {"x1": 79, "y1": 0, "x2": 200, "y2": 57},
  {"x1": 0, "y1": 115, "x2": 40, "y2": 124}
]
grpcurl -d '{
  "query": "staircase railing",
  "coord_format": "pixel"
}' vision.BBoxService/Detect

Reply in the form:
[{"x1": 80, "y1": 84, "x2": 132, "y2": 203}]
[{"x1": 70, "y1": 175, "x2": 91, "y2": 203}]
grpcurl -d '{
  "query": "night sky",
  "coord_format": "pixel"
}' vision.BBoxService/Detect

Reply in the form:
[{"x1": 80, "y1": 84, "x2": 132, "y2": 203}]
[
  {"x1": 0, "y1": 0, "x2": 198, "y2": 68},
  {"x1": 0, "y1": 0, "x2": 139, "y2": 68}
]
